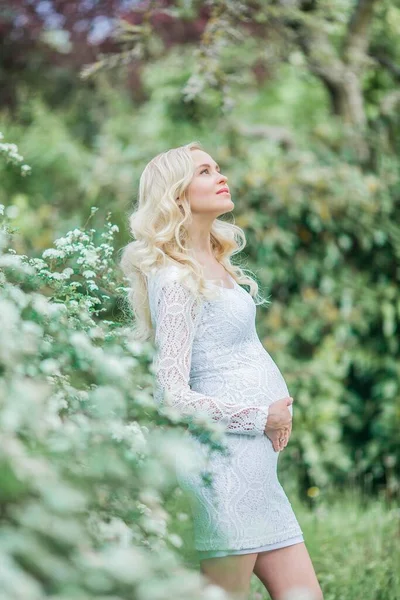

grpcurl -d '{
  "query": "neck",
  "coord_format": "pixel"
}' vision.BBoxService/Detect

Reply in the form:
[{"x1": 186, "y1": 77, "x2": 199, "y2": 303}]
[{"x1": 185, "y1": 219, "x2": 214, "y2": 259}]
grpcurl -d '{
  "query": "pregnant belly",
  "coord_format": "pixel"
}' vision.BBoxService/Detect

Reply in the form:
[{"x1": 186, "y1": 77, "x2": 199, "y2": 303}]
[
  {"x1": 190, "y1": 347, "x2": 290, "y2": 409},
  {"x1": 175, "y1": 428, "x2": 281, "y2": 502}
]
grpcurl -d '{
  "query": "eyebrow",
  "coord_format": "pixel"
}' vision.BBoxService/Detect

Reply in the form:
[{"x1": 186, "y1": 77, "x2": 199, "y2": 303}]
[{"x1": 197, "y1": 163, "x2": 220, "y2": 171}]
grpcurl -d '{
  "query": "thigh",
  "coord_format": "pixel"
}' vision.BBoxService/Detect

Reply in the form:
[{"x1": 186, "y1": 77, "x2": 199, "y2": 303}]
[
  {"x1": 200, "y1": 552, "x2": 258, "y2": 599},
  {"x1": 253, "y1": 542, "x2": 323, "y2": 600}
]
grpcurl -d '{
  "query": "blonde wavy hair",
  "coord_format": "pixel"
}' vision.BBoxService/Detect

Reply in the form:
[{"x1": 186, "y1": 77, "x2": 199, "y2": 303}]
[{"x1": 119, "y1": 140, "x2": 270, "y2": 342}]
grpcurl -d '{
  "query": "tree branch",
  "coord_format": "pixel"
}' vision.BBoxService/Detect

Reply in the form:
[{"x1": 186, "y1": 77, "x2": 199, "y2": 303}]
[
  {"x1": 342, "y1": 0, "x2": 379, "y2": 63},
  {"x1": 369, "y1": 53, "x2": 400, "y2": 82}
]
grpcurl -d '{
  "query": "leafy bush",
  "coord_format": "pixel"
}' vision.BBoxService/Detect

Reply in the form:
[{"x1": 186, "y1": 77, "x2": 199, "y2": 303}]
[{"x1": 0, "y1": 136, "x2": 234, "y2": 599}]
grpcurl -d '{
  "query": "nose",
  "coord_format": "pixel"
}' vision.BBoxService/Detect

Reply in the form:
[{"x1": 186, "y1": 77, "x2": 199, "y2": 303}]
[{"x1": 218, "y1": 172, "x2": 228, "y2": 184}]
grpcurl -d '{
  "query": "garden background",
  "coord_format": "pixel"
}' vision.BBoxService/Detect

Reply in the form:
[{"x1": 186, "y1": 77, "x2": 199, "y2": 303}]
[{"x1": 0, "y1": 1, "x2": 399, "y2": 599}]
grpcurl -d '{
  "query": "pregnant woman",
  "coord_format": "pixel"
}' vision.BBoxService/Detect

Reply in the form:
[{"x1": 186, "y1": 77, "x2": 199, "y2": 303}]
[{"x1": 120, "y1": 141, "x2": 323, "y2": 600}]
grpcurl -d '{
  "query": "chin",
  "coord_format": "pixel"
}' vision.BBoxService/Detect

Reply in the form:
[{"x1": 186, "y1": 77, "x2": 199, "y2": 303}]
[{"x1": 219, "y1": 204, "x2": 234, "y2": 216}]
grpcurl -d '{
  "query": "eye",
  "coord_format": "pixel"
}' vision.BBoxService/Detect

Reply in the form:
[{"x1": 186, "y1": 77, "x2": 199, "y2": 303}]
[{"x1": 200, "y1": 167, "x2": 221, "y2": 175}]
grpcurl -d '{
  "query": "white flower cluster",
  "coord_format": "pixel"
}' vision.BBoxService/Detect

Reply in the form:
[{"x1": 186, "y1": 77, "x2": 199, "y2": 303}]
[
  {"x1": 110, "y1": 420, "x2": 149, "y2": 457},
  {"x1": 0, "y1": 131, "x2": 31, "y2": 176},
  {"x1": 96, "y1": 515, "x2": 134, "y2": 547},
  {"x1": 0, "y1": 253, "x2": 36, "y2": 276},
  {"x1": 0, "y1": 203, "x2": 230, "y2": 599},
  {"x1": 27, "y1": 219, "x2": 121, "y2": 306}
]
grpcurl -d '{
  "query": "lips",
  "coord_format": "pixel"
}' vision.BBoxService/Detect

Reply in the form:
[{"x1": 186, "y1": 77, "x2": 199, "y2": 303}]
[{"x1": 217, "y1": 187, "x2": 230, "y2": 194}]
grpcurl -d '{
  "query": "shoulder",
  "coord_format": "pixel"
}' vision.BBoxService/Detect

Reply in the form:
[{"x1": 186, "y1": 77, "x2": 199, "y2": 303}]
[
  {"x1": 147, "y1": 264, "x2": 185, "y2": 292},
  {"x1": 147, "y1": 264, "x2": 198, "y2": 304},
  {"x1": 147, "y1": 264, "x2": 205, "y2": 315},
  {"x1": 147, "y1": 265, "x2": 205, "y2": 330}
]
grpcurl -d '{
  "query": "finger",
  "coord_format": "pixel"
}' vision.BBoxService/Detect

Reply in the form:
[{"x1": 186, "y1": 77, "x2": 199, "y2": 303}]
[
  {"x1": 280, "y1": 433, "x2": 289, "y2": 450},
  {"x1": 274, "y1": 428, "x2": 288, "y2": 451},
  {"x1": 266, "y1": 430, "x2": 283, "y2": 452},
  {"x1": 277, "y1": 434, "x2": 286, "y2": 451}
]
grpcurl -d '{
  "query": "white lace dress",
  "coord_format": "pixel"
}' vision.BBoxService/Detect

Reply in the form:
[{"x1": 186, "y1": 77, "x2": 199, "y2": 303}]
[{"x1": 147, "y1": 265, "x2": 304, "y2": 559}]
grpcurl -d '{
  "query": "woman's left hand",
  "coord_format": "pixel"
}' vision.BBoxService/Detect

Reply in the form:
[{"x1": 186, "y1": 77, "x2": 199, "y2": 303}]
[{"x1": 265, "y1": 422, "x2": 292, "y2": 452}]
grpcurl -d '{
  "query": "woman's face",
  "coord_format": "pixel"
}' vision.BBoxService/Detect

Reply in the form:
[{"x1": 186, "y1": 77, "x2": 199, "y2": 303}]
[{"x1": 183, "y1": 149, "x2": 233, "y2": 216}]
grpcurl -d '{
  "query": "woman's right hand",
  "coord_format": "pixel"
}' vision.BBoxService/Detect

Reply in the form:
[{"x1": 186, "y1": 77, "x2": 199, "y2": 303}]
[{"x1": 264, "y1": 396, "x2": 293, "y2": 452}]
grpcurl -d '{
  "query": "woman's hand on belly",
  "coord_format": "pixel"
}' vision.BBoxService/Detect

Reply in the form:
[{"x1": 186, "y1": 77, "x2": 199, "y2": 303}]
[
  {"x1": 265, "y1": 423, "x2": 292, "y2": 452},
  {"x1": 264, "y1": 396, "x2": 293, "y2": 452}
]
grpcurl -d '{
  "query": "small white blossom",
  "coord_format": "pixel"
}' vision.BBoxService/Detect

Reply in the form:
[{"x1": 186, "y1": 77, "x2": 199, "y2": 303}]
[
  {"x1": 5, "y1": 205, "x2": 19, "y2": 219},
  {"x1": 140, "y1": 513, "x2": 168, "y2": 536},
  {"x1": 47, "y1": 302, "x2": 67, "y2": 315},
  {"x1": 40, "y1": 358, "x2": 60, "y2": 375},
  {"x1": 29, "y1": 257, "x2": 48, "y2": 270},
  {"x1": 177, "y1": 512, "x2": 189, "y2": 522},
  {"x1": 97, "y1": 516, "x2": 133, "y2": 547},
  {"x1": 0, "y1": 254, "x2": 35, "y2": 275},
  {"x1": 168, "y1": 533, "x2": 183, "y2": 548},
  {"x1": 54, "y1": 237, "x2": 70, "y2": 248},
  {"x1": 203, "y1": 585, "x2": 230, "y2": 599},
  {"x1": 70, "y1": 331, "x2": 92, "y2": 351},
  {"x1": 21, "y1": 164, "x2": 31, "y2": 175},
  {"x1": 42, "y1": 248, "x2": 65, "y2": 260},
  {"x1": 78, "y1": 247, "x2": 98, "y2": 267},
  {"x1": 49, "y1": 272, "x2": 63, "y2": 280},
  {"x1": 21, "y1": 320, "x2": 43, "y2": 337},
  {"x1": 98, "y1": 546, "x2": 152, "y2": 584}
]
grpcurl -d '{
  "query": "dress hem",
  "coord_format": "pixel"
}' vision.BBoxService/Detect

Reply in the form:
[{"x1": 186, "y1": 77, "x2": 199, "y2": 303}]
[{"x1": 195, "y1": 528, "x2": 304, "y2": 554}]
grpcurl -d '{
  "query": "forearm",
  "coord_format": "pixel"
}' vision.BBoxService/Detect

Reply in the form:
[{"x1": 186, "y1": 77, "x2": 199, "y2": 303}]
[{"x1": 155, "y1": 383, "x2": 269, "y2": 436}]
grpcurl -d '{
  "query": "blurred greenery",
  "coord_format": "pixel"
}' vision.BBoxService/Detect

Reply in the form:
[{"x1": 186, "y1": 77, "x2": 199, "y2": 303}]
[{"x1": 169, "y1": 484, "x2": 400, "y2": 600}]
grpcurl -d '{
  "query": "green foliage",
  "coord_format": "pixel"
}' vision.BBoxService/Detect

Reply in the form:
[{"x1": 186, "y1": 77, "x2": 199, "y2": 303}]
[
  {"x1": 2, "y1": 1, "x2": 400, "y2": 595},
  {"x1": 229, "y1": 121, "x2": 400, "y2": 493},
  {"x1": 0, "y1": 194, "x2": 236, "y2": 598},
  {"x1": 1, "y1": 46, "x2": 399, "y2": 497},
  {"x1": 169, "y1": 485, "x2": 400, "y2": 600}
]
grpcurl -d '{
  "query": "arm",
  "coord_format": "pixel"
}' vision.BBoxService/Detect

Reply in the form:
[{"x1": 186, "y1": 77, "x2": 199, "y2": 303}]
[{"x1": 149, "y1": 271, "x2": 269, "y2": 436}]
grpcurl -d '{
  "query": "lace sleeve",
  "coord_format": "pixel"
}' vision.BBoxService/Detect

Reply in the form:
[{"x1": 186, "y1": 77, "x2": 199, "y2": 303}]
[{"x1": 149, "y1": 271, "x2": 269, "y2": 436}]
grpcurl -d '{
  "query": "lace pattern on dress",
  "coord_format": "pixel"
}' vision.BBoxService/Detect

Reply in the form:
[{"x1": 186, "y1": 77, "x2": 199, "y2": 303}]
[{"x1": 147, "y1": 267, "x2": 269, "y2": 435}]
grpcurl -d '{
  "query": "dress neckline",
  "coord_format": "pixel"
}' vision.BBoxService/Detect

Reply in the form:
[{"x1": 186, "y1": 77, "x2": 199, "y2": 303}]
[
  {"x1": 148, "y1": 265, "x2": 238, "y2": 291},
  {"x1": 205, "y1": 273, "x2": 236, "y2": 291}
]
